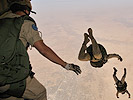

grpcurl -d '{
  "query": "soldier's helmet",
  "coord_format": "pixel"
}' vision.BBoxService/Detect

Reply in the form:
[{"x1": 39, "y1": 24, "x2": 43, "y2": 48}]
[
  {"x1": 9, "y1": 0, "x2": 32, "y2": 9},
  {"x1": 9, "y1": 0, "x2": 32, "y2": 12},
  {"x1": 0, "y1": 0, "x2": 32, "y2": 15}
]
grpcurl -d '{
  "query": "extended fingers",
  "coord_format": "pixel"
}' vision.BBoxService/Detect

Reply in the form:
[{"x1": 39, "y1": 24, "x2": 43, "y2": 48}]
[{"x1": 72, "y1": 64, "x2": 82, "y2": 75}]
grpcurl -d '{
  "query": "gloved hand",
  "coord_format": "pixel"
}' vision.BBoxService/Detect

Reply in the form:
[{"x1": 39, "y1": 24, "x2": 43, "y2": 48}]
[{"x1": 64, "y1": 63, "x2": 82, "y2": 75}]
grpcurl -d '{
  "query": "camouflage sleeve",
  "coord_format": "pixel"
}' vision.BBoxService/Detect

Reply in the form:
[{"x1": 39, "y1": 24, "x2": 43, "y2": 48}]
[{"x1": 20, "y1": 20, "x2": 42, "y2": 47}]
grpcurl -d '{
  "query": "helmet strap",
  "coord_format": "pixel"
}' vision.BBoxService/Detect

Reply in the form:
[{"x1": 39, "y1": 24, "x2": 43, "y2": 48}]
[
  {"x1": 23, "y1": 10, "x2": 30, "y2": 16},
  {"x1": 30, "y1": 10, "x2": 36, "y2": 14},
  {"x1": 26, "y1": 6, "x2": 36, "y2": 15}
]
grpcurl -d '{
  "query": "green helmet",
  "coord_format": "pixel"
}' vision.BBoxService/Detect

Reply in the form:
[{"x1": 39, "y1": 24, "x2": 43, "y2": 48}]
[{"x1": 9, "y1": 0, "x2": 32, "y2": 10}]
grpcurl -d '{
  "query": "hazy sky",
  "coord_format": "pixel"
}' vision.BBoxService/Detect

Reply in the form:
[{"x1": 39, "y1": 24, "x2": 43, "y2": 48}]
[
  {"x1": 31, "y1": 0, "x2": 133, "y2": 30},
  {"x1": 31, "y1": 0, "x2": 133, "y2": 12}
]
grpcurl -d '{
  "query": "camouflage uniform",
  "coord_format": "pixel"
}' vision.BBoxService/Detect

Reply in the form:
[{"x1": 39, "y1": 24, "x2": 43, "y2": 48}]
[{"x1": 0, "y1": 11, "x2": 47, "y2": 100}]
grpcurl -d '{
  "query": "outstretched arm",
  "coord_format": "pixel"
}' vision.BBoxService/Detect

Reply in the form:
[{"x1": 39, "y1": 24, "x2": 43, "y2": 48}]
[
  {"x1": 107, "y1": 54, "x2": 123, "y2": 61},
  {"x1": 34, "y1": 40, "x2": 81, "y2": 75},
  {"x1": 34, "y1": 40, "x2": 67, "y2": 67}
]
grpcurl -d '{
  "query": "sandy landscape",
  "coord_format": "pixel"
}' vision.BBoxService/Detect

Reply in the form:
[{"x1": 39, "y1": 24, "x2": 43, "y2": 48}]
[{"x1": 28, "y1": 0, "x2": 133, "y2": 100}]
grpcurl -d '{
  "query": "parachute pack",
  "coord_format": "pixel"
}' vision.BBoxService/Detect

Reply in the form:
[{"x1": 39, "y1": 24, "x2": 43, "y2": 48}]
[
  {"x1": 87, "y1": 44, "x2": 107, "y2": 68},
  {"x1": 0, "y1": 15, "x2": 36, "y2": 97},
  {"x1": 116, "y1": 81, "x2": 127, "y2": 92}
]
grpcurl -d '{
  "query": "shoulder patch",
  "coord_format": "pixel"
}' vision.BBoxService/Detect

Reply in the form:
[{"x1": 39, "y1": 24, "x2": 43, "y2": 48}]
[{"x1": 32, "y1": 24, "x2": 38, "y2": 31}]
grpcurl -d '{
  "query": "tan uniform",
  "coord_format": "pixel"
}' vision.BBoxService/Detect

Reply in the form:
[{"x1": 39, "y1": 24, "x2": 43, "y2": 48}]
[{"x1": 0, "y1": 11, "x2": 47, "y2": 100}]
